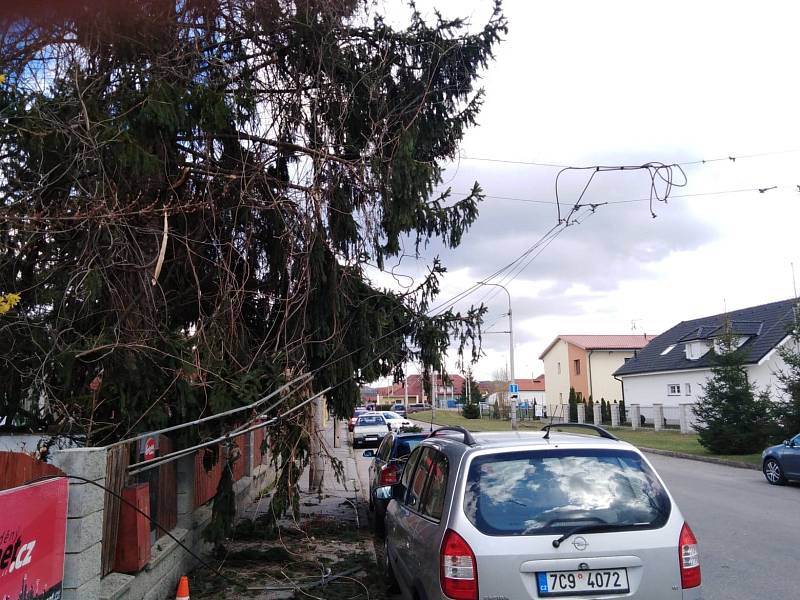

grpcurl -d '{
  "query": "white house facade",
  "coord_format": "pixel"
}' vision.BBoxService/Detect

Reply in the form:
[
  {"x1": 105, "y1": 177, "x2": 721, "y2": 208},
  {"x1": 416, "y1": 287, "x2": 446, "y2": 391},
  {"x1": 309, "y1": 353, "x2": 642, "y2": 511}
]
[{"x1": 615, "y1": 298, "x2": 797, "y2": 424}]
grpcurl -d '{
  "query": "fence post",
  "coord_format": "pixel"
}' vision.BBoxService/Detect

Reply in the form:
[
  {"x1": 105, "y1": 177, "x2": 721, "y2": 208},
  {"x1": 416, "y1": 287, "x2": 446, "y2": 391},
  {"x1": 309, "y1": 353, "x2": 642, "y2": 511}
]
[
  {"x1": 561, "y1": 402, "x2": 570, "y2": 422},
  {"x1": 679, "y1": 403, "x2": 693, "y2": 434},
  {"x1": 576, "y1": 403, "x2": 586, "y2": 424},
  {"x1": 653, "y1": 404, "x2": 664, "y2": 431},
  {"x1": 176, "y1": 454, "x2": 196, "y2": 529},
  {"x1": 610, "y1": 402, "x2": 620, "y2": 428},
  {"x1": 630, "y1": 404, "x2": 641, "y2": 430},
  {"x1": 592, "y1": 402, "x2": 601, "y2": 426},
  {"x1": 49, "y1": 447, "x2": 108, "y2": 600}
]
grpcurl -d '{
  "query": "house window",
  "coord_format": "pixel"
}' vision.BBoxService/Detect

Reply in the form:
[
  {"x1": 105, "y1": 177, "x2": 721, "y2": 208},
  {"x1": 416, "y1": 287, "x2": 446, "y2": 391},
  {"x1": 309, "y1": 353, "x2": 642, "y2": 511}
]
[
  {"x1": 667, "y1": 384, "x2": 681, "y2": 396},
  {"x1": 574, "y1": 359, "x2": 581, "y2": 375},
  {"x1": 557, "y1": 362, "x2": 561, "y2": 375},
  {"x1": 685, "y1": 383, "x2": 692, "y2": 395}
]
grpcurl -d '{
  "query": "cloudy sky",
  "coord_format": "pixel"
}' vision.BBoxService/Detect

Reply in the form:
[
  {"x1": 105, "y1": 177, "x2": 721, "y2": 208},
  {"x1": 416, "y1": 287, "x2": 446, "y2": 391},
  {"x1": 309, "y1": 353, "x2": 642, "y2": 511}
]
[{"x1": 370, "y1": 0, "x2": 800, "y2": 382}]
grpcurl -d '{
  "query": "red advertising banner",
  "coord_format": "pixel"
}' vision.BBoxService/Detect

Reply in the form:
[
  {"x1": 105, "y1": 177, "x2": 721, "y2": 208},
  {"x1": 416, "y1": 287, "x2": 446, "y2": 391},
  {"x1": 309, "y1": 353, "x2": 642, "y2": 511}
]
[{"x1": 0, "y1": 478, "x2": 68, "y2": 600}]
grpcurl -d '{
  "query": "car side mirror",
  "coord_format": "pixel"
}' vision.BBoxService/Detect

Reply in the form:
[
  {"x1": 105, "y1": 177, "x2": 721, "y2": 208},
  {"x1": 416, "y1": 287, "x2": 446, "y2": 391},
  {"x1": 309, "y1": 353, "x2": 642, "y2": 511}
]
[
  {"x1": 783, "y1": 440, "x2": 790, "y2": 447},
  {"x1": 374, "y1": 483, "x2": 405, "y2": 501},
  {"x1": 387, "y1": 423, "x2": 392, "y2": 431},
  {"x1": 362, "y1": 450, "x2": 375, "y2": 458}
]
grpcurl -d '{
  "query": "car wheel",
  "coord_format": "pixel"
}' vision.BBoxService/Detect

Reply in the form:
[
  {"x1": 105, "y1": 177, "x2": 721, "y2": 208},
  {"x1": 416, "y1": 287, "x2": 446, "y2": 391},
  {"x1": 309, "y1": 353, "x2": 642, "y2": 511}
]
[
  {"x1": 764, "y1": 458, "x2": 786, "y2": 485},
  {"x1": 383, "y1": 538, "x2": 399, "y2": 593}
]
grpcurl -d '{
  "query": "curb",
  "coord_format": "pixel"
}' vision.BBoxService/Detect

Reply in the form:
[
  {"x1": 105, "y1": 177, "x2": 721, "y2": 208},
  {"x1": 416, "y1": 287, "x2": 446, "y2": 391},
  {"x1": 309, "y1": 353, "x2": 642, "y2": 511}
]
[{"x1": 640, "y1": 447, "x2": 760, "y2": 471}]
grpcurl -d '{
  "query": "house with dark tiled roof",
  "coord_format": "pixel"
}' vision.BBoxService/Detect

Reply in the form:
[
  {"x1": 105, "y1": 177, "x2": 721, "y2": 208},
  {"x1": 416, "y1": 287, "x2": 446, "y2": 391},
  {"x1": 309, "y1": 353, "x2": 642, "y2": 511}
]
[
  {"x1": 539, "y1": 334, "x2": 655, "y2": 415},
  {"x1": 614, "y1": 298, "x2": 798, "y2": 413}
]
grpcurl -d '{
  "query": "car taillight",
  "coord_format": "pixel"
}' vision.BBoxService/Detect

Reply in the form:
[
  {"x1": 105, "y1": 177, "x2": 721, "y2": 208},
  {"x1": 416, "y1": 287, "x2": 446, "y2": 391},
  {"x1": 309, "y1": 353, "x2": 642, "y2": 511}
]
[
  {"x1": 379, "y1": 463, "x2": 399, "y2": 486},
  {"x1": 679, "y1": 522, "x2": 701, "y2": 589},
  {"x1": 440, "y1": 529, "x2": 477, "y2": 600}
]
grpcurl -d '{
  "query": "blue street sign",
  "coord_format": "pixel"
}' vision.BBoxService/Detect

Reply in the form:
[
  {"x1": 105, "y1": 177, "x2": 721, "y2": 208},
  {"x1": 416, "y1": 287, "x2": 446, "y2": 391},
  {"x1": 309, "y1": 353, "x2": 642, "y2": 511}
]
[{"x1": 509, "y1": 383, "x2": 519, "y2": 393}]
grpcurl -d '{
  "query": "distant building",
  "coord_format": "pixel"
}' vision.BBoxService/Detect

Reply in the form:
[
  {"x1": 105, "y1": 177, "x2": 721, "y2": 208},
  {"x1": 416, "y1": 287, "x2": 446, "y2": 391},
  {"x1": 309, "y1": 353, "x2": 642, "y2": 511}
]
[
  {"x1": 540, "y1": 334, "x2": 654, "y2": 416},
  {"x1": 615, "y1": 298, "x2": 798, "y2": 422},
  {"x1": 373, "y1": 373, "x2": 466, "y2": 407},
  {"x1": 484, "y1": 375, "x2": 546, "y2": 407}
]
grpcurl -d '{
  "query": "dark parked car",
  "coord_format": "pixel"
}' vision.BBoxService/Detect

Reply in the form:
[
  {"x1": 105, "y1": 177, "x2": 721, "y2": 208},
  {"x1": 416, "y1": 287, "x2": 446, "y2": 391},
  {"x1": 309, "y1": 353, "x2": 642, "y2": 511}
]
[
  {"x1": 762, "y1": 432, "x2": 800, "y2": 484},
  {"x1": 406, "y1": 402, "x2": 430, "y2": 414},
  {"x1": 362, "y1": 431, "x2": 428, "y2": 535},
  {"x1": 391, "y1": 403, "x2": 407, "y2": 418},
  {"x1": 348, "y1": 407, "x2": 367, "y2": 432}
]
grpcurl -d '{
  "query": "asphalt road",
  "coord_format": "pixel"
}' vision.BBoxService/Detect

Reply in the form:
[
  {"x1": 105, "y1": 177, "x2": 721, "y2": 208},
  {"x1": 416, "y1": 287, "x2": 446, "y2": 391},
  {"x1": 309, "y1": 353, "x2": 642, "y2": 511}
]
[
  {"x1": 353, "y1": 431, "x2": 800, "y2": 599},
  {"x1": 646, "y1": 453, "x2": 800, "y2": 600}
]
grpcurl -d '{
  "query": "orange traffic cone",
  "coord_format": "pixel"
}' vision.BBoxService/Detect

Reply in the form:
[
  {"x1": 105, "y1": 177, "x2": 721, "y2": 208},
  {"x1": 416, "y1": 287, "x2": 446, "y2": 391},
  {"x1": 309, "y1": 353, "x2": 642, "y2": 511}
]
[{"x1": 176, "y1": 575, "x2": 190, "y2": 600}]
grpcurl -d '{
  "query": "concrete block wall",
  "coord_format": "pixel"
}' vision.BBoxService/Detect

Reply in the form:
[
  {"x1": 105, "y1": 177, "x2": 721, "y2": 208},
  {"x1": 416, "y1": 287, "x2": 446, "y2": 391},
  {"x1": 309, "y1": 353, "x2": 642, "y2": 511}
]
[
  {"x1": 50, "y1": 447, "x2": 108, "y2": 600},
  {"x1": 100, "y1": 434, "x2": 275, "y2": 600},
  {"x1": 50, "y1": 431, "x2": 276, "y2": 600}
]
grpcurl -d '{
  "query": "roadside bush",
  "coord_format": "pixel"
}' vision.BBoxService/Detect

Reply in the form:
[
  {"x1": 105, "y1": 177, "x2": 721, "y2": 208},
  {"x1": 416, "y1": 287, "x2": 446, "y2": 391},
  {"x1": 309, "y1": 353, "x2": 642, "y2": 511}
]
[{"x1": 462, "y1": 402, "x2": 480, "y2": 419}]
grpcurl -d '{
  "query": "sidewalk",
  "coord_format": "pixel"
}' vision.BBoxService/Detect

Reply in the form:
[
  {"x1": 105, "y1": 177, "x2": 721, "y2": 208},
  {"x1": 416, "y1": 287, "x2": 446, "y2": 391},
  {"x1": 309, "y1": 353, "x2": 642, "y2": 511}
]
[
  {"x1": 241, "y1": 418, "x2": 370, "y2": 526},
  {"x1": 190, "y1": 419, "x2": 382, "y2": 600}
]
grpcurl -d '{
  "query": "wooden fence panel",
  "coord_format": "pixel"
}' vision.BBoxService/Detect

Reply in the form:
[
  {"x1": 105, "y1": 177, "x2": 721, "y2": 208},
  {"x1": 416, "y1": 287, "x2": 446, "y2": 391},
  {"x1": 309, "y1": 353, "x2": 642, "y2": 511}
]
[
  {"x1": 102, "y1": 445, "x2": 129, "y2": 576},
  {"x1": 194, "y1": 447, "x2": 223, "y2": 508},
  {"x1": 193, "y1": 433, "x2": 250, "y2": 507},
  {"x1": 252, "y1": 424, "x2": 266, "y2": 467},
  {"x1": 231, "y1": 434, "x2": 247, "y2": 482},
  {"x1": 0, "y1": 451, "x2": 65, "y2": 491}
]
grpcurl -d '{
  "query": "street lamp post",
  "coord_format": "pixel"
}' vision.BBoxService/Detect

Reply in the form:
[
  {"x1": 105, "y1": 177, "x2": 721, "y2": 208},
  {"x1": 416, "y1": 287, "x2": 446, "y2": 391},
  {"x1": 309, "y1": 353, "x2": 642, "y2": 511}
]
[{"x1": 478, "y1": 282, "x2": 517, "y2": 430}]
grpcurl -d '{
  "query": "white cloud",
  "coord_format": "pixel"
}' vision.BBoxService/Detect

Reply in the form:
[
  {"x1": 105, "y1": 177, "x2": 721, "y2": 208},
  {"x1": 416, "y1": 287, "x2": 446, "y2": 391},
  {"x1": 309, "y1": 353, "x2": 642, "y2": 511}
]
[{"x1": 370, "y1": 0, "x2": 800, "y2": 382}]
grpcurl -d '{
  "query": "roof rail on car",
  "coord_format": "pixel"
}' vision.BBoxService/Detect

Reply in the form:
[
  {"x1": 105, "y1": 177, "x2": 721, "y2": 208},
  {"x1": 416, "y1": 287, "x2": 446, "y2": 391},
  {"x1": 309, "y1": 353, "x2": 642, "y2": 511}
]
[
  {"x1": 541, "y1": 423, "x2": 619, "y2": 441},
  {"x1": 428, "y1": 426, "x2": 477, "y2": 446}
]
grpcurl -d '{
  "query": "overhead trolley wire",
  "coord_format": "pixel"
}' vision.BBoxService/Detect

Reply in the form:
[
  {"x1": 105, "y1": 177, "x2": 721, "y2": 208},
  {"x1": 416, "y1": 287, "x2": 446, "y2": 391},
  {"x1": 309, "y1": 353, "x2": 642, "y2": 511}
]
[{"x1": 458, "y1": 147, "x2": 800, "y2": 169}]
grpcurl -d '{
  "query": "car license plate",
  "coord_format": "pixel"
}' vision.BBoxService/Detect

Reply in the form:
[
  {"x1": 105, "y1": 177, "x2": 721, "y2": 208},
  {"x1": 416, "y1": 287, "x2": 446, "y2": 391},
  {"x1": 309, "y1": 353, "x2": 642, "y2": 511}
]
[
  {"x1": 536, "y1": 569, "x2": 629, "y2": 597},
  {"x1": 366, "y1": 436, "x2": 377, "y2": 441}
]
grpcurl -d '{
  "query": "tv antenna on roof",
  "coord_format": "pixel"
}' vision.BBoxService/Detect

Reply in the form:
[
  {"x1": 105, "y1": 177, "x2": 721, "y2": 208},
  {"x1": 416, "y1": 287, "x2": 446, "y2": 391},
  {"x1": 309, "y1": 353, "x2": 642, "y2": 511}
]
[{"x1": 630, "y1": 319, "x2": 642, "y2": 332}]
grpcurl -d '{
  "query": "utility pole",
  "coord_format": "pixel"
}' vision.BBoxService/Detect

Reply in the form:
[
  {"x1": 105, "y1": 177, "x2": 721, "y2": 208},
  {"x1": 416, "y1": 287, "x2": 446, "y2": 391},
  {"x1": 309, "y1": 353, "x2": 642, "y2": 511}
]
[
  {"x1": 309, "y1": 390, "x2": 325, "y2": 493},
  {"x1": 478, "y1": 282, "x2": 516, "y2": 430},
  {"x1": 466, "y1": 367, "x2": 471, "y2": 404},
  {"x1": 404, "y1": 364, "x2": 409, "y2": 407}
]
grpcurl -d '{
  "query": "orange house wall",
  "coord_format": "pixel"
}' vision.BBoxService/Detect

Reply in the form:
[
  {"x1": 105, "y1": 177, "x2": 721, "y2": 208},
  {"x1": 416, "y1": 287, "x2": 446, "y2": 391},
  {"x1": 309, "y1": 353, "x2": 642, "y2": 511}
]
[{"x1": 567, "y1": 343, "x2": 589, "y2": 399}]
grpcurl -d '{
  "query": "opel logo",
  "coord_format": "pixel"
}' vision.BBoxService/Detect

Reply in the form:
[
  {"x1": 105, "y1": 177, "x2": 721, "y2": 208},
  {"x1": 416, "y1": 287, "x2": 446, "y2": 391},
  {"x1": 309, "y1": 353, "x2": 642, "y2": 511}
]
[
  {"x1": 572, "y1": 536, "x2": 588, "y2": 551},
  {"x1": 578, "y1": 562, "x2": 590, "y2": 571}
]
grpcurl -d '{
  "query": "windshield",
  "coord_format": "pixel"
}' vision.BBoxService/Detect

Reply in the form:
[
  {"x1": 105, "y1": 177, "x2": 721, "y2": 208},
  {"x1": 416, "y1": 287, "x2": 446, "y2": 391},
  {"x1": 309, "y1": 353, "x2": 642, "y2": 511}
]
[
  {"x1": 383, "y1": 412, "x2": 401, "y2": 419},
  {"x1": 463, "y1": 448, "x2": 670, "y2": 536}
]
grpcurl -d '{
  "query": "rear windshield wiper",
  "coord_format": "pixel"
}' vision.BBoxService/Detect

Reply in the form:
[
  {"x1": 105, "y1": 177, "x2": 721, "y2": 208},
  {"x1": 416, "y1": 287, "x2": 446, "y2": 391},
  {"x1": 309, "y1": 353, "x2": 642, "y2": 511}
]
[{"x1": 552, "y1": 522, "x2": 648, "y2": 548}]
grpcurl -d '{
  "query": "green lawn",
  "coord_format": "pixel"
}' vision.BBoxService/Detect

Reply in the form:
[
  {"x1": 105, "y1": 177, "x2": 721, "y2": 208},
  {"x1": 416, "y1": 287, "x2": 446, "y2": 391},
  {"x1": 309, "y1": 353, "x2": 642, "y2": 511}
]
[{"x1": 411, "y1": 410, "x2": 762, "y2": 466}]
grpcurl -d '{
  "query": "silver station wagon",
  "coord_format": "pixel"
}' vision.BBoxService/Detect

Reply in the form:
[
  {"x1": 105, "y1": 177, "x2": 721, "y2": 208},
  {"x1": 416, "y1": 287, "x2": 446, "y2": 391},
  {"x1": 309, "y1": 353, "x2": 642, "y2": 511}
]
[{"x1": 379, "y1": 424, "x2": 702, "y2": 600}]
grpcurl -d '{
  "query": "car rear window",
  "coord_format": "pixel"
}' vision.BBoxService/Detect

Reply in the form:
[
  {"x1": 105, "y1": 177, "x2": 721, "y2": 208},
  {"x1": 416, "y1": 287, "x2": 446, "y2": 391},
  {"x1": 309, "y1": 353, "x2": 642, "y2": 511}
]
[
  {"x1": 463, "y1": 448, "x2": 670, "y2": 536},
  {"x1": 393, "y1": 436, "x2": 424, "y2": 459},
  {"x1": 358, "y1": 415, "x2": 384, "y2": 426}
]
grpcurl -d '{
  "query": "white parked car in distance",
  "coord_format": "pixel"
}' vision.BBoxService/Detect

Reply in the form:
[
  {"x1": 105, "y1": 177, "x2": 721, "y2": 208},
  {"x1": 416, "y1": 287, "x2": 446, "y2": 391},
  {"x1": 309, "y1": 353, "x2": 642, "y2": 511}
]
[
  {"x1": 381, "y1": 411, "x2": 413, "y2": 432},
  {"x1": 352, "y1": 413, "x2": 392, "y2": 447}
]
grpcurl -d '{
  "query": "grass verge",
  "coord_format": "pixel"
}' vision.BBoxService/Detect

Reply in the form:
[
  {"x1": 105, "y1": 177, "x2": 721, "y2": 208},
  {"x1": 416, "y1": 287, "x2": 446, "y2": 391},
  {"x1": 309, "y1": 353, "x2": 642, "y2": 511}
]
[{"x1": 412, "y1": 410, "x2": 762, "y2": 466}]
